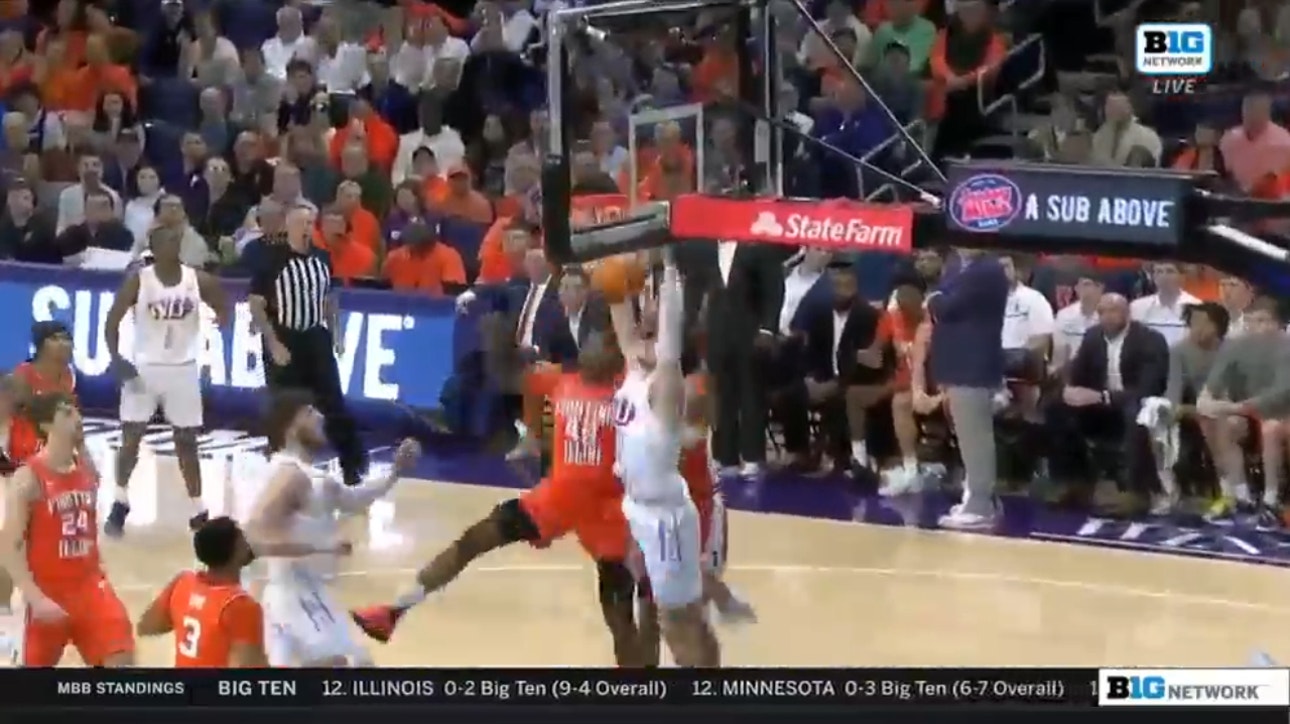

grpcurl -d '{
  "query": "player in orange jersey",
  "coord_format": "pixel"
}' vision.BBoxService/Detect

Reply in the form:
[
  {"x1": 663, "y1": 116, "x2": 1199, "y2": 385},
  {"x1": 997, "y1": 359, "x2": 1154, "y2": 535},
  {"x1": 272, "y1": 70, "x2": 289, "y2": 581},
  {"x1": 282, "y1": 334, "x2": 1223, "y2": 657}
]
[
  {"x1": 136, "y1": 516, "x2": 267, "y2": 668},
  {"x1": 351, "y1": 333, "x2": 646, "y2": 666},
  {"x1": 0, "y1": 392, "x2": 135, "y2": 667},
  {"x1": 10, "y1": 322, "x2": 77, "y2": 464}
]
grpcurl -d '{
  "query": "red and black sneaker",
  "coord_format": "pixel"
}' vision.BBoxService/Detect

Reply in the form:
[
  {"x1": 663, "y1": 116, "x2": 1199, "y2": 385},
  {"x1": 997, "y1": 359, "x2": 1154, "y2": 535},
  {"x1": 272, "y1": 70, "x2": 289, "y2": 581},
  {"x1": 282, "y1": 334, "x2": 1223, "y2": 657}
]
[{"x1": 350, "y1": 605, "x2": 403, "y2": 644}]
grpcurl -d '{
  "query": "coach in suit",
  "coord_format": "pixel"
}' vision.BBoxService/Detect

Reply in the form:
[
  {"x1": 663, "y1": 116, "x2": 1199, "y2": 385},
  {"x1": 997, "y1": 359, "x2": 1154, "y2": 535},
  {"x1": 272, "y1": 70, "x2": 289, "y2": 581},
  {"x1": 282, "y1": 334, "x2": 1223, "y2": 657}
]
[
  {"x1": 462, "y1": 242, "x2": 562, "y2": 456},
  {"x1": 926, "y1": 250, "x2": 1009, "y2": 530},
  {"x1": 674, "y1": 239, "x2": 788, "y2": 477},
  {"x1": 1054, "y1": 293, "x2": 1169, "y2": 515},
  {"x1": 537, "y1": 266, "x2": 610, "y2": 369}
]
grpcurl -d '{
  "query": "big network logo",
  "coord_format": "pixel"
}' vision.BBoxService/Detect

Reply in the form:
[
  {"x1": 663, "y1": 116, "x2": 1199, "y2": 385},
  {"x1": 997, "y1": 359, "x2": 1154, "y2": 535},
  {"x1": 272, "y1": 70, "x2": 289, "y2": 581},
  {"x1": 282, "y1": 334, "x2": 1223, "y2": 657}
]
[
  {"x1": 27, "y1": 284, "x2": 430, "y2": 403},
  {"x1": 1136, "y1": 23, "x2": 1211, "y2": 94},
  {"x1": 1099, "y1": 669, "x2": 1290, "y2": 707}
]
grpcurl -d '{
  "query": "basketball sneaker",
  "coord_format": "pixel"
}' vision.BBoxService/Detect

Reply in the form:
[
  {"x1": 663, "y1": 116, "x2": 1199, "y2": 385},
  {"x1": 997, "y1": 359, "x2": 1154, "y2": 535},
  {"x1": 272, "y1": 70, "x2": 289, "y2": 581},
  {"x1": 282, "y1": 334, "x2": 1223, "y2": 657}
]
[
  {"x1": 1203, "y1": 497, "x2": 1252, "y2": 523},
  {"x1": 713, "y1": 592, "x2": 757, "y2": 626},
  {"x1": 1255, "y1": 504, "x2": 1283, "y2": 531},
  {"x1": 351, "y1": 605, "x2": 404, "y2": 643},
  {"x1": 104, "y1": 501, "x2": 130, "y2": 538},
  {"x1": 938, "y1": 504, "x2": 995, "y2": 531}
]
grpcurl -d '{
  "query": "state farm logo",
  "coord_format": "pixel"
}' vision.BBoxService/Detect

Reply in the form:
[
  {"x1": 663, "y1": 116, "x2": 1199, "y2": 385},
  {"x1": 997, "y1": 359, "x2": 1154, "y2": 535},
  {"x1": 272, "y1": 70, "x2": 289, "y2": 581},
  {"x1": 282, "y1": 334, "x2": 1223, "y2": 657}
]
[
  {"x1": 669, "y1": 194, "x2": 914, "y2": 252},
  {"x1": 750, "y1": 212, "x2": 784, "y2": 236},
  {"x1": 746, "y1": 209, "x2": 906, "y2": 248}
]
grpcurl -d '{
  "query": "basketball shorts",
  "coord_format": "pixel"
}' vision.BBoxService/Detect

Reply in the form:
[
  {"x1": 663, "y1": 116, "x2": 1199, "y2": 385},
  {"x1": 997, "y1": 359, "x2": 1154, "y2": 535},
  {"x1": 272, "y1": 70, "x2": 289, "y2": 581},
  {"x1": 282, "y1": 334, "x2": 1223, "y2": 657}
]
[
  {"x1": 261, "y1": 572, "x2": 359, "y2": 666},
  {"x1": 622, "y1": 494, "x2": 703, "y2": 609},
  {"x1": 119, "y1": 363, "x2": 204, "y2": 428},
  {"x1": 518, "y1": 475, "x2": 629, "y2": 562},
  {"x1": 19, "y1": 576, "x2": 134, "y2": 666}
]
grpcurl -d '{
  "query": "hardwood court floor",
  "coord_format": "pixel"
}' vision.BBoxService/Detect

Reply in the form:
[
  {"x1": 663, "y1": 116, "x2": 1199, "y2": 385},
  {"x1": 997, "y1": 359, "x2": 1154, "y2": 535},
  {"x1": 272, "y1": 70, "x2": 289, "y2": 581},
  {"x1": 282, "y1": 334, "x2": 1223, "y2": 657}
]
[{"x1": 45, "y1": 450, "x2": 1290, "y2": 667}]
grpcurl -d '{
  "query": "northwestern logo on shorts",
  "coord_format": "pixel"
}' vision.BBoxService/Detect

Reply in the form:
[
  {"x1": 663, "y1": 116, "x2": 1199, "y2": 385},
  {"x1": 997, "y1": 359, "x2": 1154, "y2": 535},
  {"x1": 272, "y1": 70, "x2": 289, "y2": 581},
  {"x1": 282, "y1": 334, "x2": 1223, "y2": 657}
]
[{"x1": 948, "y1": 174, "x2": 1022, "y2": 233}]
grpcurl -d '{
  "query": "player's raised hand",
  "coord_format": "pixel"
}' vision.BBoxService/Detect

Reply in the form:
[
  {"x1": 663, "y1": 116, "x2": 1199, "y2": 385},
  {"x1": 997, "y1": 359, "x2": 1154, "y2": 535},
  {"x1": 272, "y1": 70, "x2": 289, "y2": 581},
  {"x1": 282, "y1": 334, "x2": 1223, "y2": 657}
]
[{"x1": 393, "y1": 439, "x2": 422, "y2": 475}]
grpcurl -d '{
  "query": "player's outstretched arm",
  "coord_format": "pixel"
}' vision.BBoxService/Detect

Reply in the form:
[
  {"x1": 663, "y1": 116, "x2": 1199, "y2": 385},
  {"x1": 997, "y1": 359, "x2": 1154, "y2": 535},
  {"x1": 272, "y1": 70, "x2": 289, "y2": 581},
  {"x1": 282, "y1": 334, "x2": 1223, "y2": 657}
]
[
  {"x1": 329, "y1": 439, "x2": 421, "y2": 513},
  {"x1": 608, "y1": 294, "x2": 644, "y2": 372},
  {"x1": 135, "y1": 574, "x2": 180, "y2": 637},
  {"x1": 247, "y1": 464, "x2": 346, "y2": 558},
  {"x1": 649, "y1": 252, "x2": 685, "y2": 425}
]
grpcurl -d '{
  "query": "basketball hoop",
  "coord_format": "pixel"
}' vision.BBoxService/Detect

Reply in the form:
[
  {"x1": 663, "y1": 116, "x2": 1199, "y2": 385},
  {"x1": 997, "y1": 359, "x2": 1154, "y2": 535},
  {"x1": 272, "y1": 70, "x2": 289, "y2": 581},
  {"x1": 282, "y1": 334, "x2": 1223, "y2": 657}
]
[{"x1": 540, "y1": 0, "x2": 938, "y2": 264}]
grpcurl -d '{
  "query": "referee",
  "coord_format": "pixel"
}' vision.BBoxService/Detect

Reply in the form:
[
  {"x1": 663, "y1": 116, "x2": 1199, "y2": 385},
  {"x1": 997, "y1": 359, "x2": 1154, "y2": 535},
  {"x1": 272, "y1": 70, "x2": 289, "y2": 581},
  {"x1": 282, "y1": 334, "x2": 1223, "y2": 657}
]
[{"x1": 248, "y1": 205, "x2": 367, "y2": 485}]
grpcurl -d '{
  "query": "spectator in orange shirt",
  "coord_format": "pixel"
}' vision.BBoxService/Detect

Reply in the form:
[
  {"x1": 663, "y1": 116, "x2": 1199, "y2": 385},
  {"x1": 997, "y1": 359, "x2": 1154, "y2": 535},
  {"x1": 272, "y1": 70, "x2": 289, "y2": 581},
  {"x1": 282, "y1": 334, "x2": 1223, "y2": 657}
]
[
  {"x1": 412, "y1": 147, "x2": 447, "y2": 203},
  {"x1": 864, "y1": 0, "x2": 932, "y2": 29},
  {"x1": 315, "y1": 205, "x2": 377, "y2": 283},
  {"x1": 69, "y1": 35, "x2": 137, "y2": 113},
  {"x1": 432, "y1": 164, "x2": 493, "y2": 226},
  {"x1": 929, "y1": 0, "x2": 1006, "y2": 158},
  {"x1": 34, "y1": 36, "x2": 79, "y2": 112},
  {"x1": 36, "y1": 0, "x2": 89, "y2": 67},
  {"x1": 692, "y1": 26, "x2": 739, "y2": 103},
  {"x1": 0, "y1": 29, "x2": 32, "y2": 97},
  {"x1": 639, "y1": 152, "x2": 695, "y2": 202},
  {"x1": 330, "y1": 100, "x2": 399, "y2": 172},
  {"x1": 479, "y1": 215, "x2": 538, "y2": 284},
  {"x1": 381, "y1": 220, "x2": 467, "y2": 296},
  {"x1": 335, "y1": 179, "x2": 383, "y2": 258}
]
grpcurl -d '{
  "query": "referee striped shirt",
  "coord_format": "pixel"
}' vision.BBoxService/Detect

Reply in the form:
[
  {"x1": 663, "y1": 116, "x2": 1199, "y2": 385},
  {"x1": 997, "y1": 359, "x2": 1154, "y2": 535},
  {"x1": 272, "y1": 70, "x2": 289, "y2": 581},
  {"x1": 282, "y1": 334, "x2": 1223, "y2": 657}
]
[{"x1": 249, "y1": 236, "x2": 334, "y2": 331}]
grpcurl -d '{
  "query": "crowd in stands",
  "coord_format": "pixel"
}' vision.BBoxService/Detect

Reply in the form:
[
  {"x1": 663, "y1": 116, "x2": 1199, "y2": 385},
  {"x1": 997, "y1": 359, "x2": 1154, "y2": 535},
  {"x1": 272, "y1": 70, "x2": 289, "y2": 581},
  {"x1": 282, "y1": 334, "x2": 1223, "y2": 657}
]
[{"x1": 1, "y1": 0, "x2": 1289, "y2": 527}]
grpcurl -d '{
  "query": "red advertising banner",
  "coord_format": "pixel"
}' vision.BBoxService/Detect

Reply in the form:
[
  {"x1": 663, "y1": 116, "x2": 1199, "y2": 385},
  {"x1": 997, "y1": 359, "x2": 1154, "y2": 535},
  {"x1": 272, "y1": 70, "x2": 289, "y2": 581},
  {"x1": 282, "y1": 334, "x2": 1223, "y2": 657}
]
[{"x1": 670, "y1": 195, "x2": 914, "y2": 253}]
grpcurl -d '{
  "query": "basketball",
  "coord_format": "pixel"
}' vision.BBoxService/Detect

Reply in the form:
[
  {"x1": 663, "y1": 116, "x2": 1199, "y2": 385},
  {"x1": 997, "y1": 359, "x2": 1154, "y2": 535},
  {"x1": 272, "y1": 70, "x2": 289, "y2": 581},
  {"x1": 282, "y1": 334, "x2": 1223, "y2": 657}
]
[{"x1": 589, "y1": 255, "x2": 647, "y2": 303}]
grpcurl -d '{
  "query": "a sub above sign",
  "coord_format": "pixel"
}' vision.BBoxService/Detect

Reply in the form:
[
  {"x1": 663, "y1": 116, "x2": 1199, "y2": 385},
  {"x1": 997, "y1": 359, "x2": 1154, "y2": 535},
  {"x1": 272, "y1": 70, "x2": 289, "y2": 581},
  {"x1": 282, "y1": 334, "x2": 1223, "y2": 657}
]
[{"x1": 945, "y1": 163, "x2": 1190, "y2": 246}]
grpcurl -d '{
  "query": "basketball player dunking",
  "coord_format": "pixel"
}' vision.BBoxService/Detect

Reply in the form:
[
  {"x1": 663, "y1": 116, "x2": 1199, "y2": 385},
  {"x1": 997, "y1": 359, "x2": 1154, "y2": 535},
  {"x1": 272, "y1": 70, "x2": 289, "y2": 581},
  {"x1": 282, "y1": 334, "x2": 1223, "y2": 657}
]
[
  {"x1": 634, "y1": 371, "x2": 756, "y2": 662},
  {"x1": 351, "y1": 335, "x2": 647, "y2": 667},
  {"x1": 608, "y1": 251, "x2": 717, "y2": 668},
  {"x1": 247, "y1": 389, "x2": 420, "y2": 667},
  {"x1": 103, "y1": 226, "x2": 231, "y2": 537},
  {"x1": 136, "y1": 516, "x2": 267, "y2": 667},
  {"x1": 0, "y1": 392, "x2": 136, "y2": 666}
]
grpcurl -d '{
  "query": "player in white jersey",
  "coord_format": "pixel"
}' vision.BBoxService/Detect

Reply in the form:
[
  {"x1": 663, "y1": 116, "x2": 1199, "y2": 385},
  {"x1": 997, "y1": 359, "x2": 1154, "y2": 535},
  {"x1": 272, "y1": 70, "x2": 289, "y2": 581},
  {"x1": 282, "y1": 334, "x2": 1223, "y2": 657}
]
[
  {"x1": 608, "y1": 251, "x2": 717, "y2": 667},
  {"x1": 103, "y1": 226, "x2": 230, "y2": 537},
  {"x1": 247, "y1": 389, "x2": 420, "y2": 666}
]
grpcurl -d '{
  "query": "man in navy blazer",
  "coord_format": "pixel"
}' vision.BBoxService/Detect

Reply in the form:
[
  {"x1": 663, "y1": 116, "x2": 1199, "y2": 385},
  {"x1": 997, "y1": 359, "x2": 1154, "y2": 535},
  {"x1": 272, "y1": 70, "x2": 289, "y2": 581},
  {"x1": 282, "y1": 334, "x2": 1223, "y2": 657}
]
[
  {"x1": 536, "y1": 266, "x2": 610, "y2": 369},
  {"x1": 460, "y1": 245, "x2": 562, "y2": 457},
  {"x1": 926, "y1": 249, "x2": 1008, "y2": 530}
]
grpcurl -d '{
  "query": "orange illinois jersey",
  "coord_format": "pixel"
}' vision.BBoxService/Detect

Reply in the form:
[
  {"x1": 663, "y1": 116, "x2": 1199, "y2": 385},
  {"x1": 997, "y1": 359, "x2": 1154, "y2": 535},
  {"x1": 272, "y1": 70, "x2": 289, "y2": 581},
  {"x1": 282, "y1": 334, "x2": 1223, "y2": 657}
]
[
  {"x1": 163, "y1": 571, "x2": 264, "y2": 668},
  {"x1": 548, "y1": 375, "x2": 618, "y2": 484}
]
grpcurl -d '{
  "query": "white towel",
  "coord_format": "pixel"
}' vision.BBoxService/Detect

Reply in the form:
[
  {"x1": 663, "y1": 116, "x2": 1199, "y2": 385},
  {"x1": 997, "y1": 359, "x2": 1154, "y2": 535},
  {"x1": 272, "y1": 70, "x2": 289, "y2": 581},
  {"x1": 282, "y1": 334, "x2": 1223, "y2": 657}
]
[{"x1": 1136, "y1": 396, "x2": 1180, "y2": 494}]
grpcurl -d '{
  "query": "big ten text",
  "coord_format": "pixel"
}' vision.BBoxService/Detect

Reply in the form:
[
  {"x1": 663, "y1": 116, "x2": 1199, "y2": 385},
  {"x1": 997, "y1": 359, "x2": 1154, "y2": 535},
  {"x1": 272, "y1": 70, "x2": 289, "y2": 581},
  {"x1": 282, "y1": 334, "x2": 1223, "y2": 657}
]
[{"x1": 220, "y1": 679, "x2": 298, "y2": 698}]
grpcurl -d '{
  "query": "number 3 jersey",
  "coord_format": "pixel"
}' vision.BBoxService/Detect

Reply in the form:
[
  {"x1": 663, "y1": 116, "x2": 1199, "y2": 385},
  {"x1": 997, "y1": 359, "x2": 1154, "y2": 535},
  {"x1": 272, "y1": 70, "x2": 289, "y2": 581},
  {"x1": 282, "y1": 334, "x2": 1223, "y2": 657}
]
[
  {"x1": 164, "y1": 570, "x2": 262, "y2": 668},
  {"x1": 133, "y1": 265, "x2": 202, "y2": 366}
]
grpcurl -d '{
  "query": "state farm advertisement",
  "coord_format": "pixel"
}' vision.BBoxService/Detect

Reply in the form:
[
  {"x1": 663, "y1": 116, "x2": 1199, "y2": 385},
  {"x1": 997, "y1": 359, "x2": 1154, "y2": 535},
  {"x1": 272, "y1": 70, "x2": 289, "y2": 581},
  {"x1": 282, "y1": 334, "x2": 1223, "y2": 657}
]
[{"x1": 669, "y1": 195, "x2": 913, "y2": 253}]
